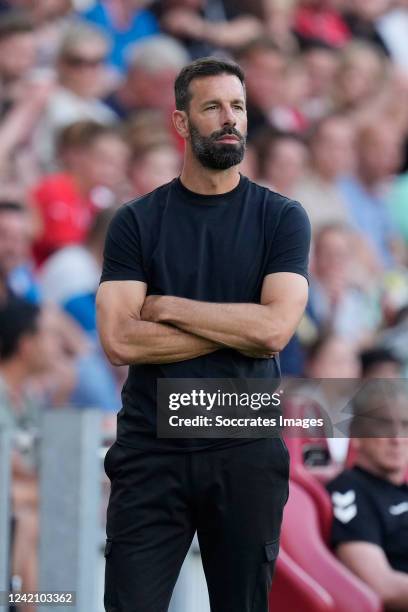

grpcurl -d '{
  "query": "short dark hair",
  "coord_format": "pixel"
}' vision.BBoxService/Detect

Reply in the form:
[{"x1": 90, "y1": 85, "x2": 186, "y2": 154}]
[
  {"x1": 0, "y1": 201, "x2": 25, "y2": 214},
  {"x1": 0, "y1": 297, "x2": 40, "y2": 360},
  {"x1": 56, "y1": 120, "x2": 123, "y2": 154},
  {"x1": 174, "y1": 57, "x2": 245, "y2": 112},
  {"x1": 0, "y1": 10, "x2": 34, "y2": 42},
  {"x1": 360, "y1": 347, "x2": 403, "y2": 376},
  {"x1": 235, "y1": 37, "x2": 282, "y2": 62}
]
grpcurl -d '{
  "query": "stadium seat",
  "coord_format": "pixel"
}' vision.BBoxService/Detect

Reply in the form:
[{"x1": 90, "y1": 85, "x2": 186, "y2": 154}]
[
  {"x1": 287, "y1": 455, "x2": 334, "y2": 544},
  {"x1": 280, "y1": 480, "x2": 382, "y2": 612},
  {"x1": 270, "y1": 548, "x2": 335, "y2": 612}
]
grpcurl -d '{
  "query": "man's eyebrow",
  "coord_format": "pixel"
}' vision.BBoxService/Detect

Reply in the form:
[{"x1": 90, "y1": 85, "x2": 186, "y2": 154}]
[{"x1": 200, "y1": 98, "x2": 246, "y2": 108}]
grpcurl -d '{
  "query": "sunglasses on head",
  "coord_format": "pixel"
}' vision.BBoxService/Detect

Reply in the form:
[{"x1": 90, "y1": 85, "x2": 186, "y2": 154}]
[{"x1": 63, "y1": 54, "x2": 106, "y2": 68}]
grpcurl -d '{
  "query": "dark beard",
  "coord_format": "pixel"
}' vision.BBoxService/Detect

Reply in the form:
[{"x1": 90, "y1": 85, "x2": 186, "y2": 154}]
[{"x1": 188, "y1": 121, "x2": 246, "y2": 170}]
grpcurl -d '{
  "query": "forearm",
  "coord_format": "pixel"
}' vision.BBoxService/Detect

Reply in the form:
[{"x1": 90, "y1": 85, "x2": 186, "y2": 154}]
[
  {"x1": 149, "y1": 297, "x2": 281, "y2": 353},
  {"x1": 201, "y1": 16, "x2": 263, "y2": 48},
  {"x1": 381, "y1": 572, "x2": 408, "y2": 610},
  {"x1": 109, "y1": 319, "x2": 220, "y2": 366}
]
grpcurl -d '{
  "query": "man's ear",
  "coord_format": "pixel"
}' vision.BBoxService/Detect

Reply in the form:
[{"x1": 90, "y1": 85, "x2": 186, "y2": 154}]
[{"x1": 172, "y1": 110, "x2": 190, "y2": 139}]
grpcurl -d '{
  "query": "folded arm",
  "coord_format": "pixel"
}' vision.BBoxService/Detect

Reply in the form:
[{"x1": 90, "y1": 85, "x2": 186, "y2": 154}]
[
  {"x1": 336, "y1": 541, "x2": 408, "y2": 610},
  {"x1": 96, "y1": 280, "x2": 221, "y2": 366},
  {"x1": 141, "y1": 272, "x2": 309, "y2": 355}
]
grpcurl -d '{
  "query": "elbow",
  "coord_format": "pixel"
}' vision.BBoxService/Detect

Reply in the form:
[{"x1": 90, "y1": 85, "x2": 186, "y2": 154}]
[
  {"x1": 103, "y1": 341, "x2": 129, "y2": 367},
  {"x1": 257, "y1": 329, "x2": 287, "y2": 354},
  {"x1": 263, "y1": 335, "x2": 286, "y2": 354}
]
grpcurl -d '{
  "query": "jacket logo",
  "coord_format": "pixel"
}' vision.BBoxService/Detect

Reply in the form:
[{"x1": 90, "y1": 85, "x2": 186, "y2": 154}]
[
  {"x1": 332, "y1": 489, "x2": 357, "y2": 524},
  {"x1": 389, "y1": 502, "x2": 408, "y2": 516}
]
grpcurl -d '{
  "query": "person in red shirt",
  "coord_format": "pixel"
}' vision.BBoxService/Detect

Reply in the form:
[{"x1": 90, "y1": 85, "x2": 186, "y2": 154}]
[
  {"x1": 294, "y1": 0, "x2": 351, "y2": 48},
  {"x1": 30, "y1": 120, "x2": 129, "y2": 264}
]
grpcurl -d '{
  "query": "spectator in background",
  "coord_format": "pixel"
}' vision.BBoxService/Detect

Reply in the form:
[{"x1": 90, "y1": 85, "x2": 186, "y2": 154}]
[
  {"x1": 256, "y1": 130, "x2": 308, "y2": 198},
  {"x1": 360, "y1": 346, "x2": 403, "y2": 379},
  {"x1": 29, "y1": 0, "x2": 75, "y2": 69},
  {"x1": 39, "y1": 208, "x2": 114, "y2": 333},
  {"x1": 0, "y1": 201, "x2": 40, "y2": 304},
  {"x1": 124, "y1": 108, "x2": 180, "y2": 150},
  {"x1": 79, "y1": 0, "x2": 159, "y2": 74},
  {"x1": 301, "y1": 40, "x2": 339, "y2": 121},
  {"x1": 377, "y1": 0, "x2": 408, "y2": 73},
  {"x1": 39, "y1": 209, "x2": 121, "y2": 412},
  {"x1": 34, "y1": 22, "x2": 116, "y2": 167},
  {"x1": 263, "y1": 0, "x2": 299, "y2": 55},
  {"x1": 293, "y1": 114, "x2": 355, "y2": 228},
  {"x1": 293, "y1": 0, "x2": 351, "y2": 49},
  {"x1": 338, "y1": 120, "x2": 404, "y2": 269},
  {"x1": 31, "y1": 120, "x2": 129, "y2": 264},
  {"x1": 104, "y1": 34, "x2": 190, "y2": 122},
  {"x1": 156, "y1": 0, "x2": 263, "y2": 59},
  {"x1": 305, "y1": 331, "x2": 361, "y2": 379},
  {"x1": 0, "y1": 297, "x2": 75, "y2": 603},
  {"x1": 128, "y1": 141, "x2": 182, "y2": 196},
  {"x1": 0, "y1": 11, "x2": 53, "y2": 199},
  {"x1": 0, "y1": 10, "x2": 37, "y2": 107},
  {"x1": 308, "y1": 224, "x2": 380, "y2": 345},
  {"x1": 331, "y1": 41, "x2": 389, "y2": 124},
  {"x1": 235, "y1": 38, "x2": 287, "y2": 139},
  {"x1": 342, "y1": 0, "x2": 391, "y2": 56},
  {"x1": 327, "y1": 381, "x2": 408, "y2": 610}
]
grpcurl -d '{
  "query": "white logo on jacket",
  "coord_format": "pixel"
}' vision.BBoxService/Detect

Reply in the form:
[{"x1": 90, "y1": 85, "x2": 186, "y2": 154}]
[
  {"x1": 332, "y1": 490, "x2": 357, "y2": 523},
  {"x1": 389, "y1": 502, "x2": 408, "y2": 516}
]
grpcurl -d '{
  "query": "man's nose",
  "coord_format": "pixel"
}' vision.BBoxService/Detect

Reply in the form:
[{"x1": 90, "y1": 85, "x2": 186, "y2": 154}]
[{"x1": 221, "y1": 105, "x2": 236, "y2": 126}]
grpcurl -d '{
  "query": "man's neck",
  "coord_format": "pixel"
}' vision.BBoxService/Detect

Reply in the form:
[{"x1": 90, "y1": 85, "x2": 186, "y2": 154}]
[
  {"x1": 356, "y1": 458, "x2": 406, "y2": 486},
  {"x1": 179, "y1": 153, "x2": 241, "y2": 195}
]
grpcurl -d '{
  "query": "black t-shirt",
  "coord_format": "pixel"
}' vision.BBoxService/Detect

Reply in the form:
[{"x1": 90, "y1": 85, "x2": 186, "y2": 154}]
[
  {"x1": 327, "y1": 465, "x2": 408, "y2": 573},
  {"x1": 100, "y1": 174, "x2": 310, "y2": 451}
]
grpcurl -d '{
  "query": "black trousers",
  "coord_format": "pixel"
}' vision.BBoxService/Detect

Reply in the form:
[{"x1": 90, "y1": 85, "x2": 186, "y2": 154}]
[{"x1": 103, "y1": 437, "x2": 290, "y2": 612}]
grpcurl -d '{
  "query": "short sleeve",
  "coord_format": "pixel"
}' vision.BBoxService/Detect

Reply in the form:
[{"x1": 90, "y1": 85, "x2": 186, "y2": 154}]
[
  {"x1": 264, "y1": 201, "x2": 311, "y2": 282},
  {"x1": 326, "y1": 476, "x2": 383, "y2": 549},
  {"x1": 100, "y1": 204, "x2": 147, "y2": 284}
]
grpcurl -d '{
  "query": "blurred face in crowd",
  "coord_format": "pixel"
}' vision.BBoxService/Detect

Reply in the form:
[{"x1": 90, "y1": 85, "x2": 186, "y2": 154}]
[
  {"x1": 78, "y1": 134, "x2": 130, "y2": 190},
  {"x1": 311, "y1": 116, "x2": 356, "y2": 180},
  {"x1": 175, "y1": 73, "x2": 247, "y2": 170},
  {"x1": 129, "y1": 144, "x2": 182, "y2": 196},
  {"x1": 284, "y1": 61, "x2": 310, "y2": 107},
  {"x1": 31, "y1": 0, "x2": 72, "y2": 20},
  {"x1": 299, "y1": 0, "x2": 326, "y2": 6},
  {"x1": 241, "y1": 48, "x2": 285, "y2": 111},
  {"x1": 303, "y1": 47, "x2": 339, "y2": 98},
  {"x1": 313, "y1": 226, "x2": 352, "y2": 283},
  {"x1": 59, "y1": 37, "x2": 108, "y2": 98},
  {"x1": 0, "y1": 209, "x2": 30, "y2": 279},
  {"x1": 307, "y1": 336, "x2": 361, "y2": 378},
  {"x1": 19, "y1": 308, "x2": 59, "y2": 374},
  {"x1": 335, "y1": 46, "x2": 385, "y2": 109},
  {"x1": 349, "y1": 0, "x2": 390, "y2": 20},
  {"x1": 158, "y1": 0, "x2": 204, "y2": 8},
  {"x1": 353, "y1": 396, "x2": 408, "y2": 483},
  {"x1": 364, "y1": 360, "x2": 403, "y2": 379},
  {"x1": 263, "y1": 136, "x2": 308, "y2": 195},
  {"x1": 128, "y1": 66, "x2": 179, "y2": 114},
  {"x1": 0, "y1": 31, "x2": 37, "y2": 81},
  {"x1": 357, "y1": 123, "x2": 402, "y2": 184}
]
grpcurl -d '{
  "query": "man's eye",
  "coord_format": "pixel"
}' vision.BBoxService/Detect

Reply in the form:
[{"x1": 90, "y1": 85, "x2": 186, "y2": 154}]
[{"x1": 233, "y1": 105, "x2": 244, "y2": 111}]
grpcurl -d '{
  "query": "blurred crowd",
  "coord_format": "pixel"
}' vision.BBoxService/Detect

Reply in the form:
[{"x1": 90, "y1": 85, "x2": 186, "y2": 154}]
[{"x1": 1, "y1": 0, "x2": 408, "y2": 599}]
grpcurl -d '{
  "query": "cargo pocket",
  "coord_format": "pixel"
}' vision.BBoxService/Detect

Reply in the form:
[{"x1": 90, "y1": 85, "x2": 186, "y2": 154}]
[
  {"x1": 104, "y1": 539, "x2": 119, "y2": 612},
  {"x1": 251, "y1": 538, "x2": 280, "y2": 612}
]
